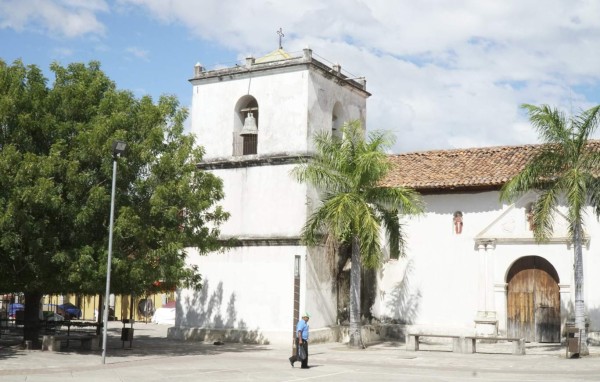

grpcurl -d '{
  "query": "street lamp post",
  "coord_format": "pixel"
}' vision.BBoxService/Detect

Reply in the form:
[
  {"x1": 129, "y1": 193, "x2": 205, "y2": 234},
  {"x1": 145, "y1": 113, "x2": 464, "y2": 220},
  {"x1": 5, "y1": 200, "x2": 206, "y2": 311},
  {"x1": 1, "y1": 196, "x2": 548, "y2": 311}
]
[{"x1": 102, "y1": 141, "x2": 127, "y2": 365}]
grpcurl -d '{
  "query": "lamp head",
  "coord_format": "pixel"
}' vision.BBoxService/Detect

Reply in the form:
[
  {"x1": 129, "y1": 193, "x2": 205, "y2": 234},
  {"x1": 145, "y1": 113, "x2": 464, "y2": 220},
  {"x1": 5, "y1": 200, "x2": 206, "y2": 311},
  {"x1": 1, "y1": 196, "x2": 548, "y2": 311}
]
[{"x1": 112, "y1": 141, "x2": 127, "y2": 158}]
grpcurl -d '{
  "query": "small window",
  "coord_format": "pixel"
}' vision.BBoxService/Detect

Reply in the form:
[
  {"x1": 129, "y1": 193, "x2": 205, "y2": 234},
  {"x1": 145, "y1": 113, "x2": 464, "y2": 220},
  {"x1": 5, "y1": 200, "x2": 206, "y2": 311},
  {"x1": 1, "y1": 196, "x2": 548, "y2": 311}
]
[{"x1": 453, "y1": 211, "x2": 463, "y2": 234}]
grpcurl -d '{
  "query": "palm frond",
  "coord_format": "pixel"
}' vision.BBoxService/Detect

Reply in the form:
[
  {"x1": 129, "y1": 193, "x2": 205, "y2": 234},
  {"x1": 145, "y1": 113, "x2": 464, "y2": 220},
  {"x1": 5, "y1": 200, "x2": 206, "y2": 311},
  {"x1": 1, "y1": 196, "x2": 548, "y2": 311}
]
[
  {"x1": 500, "y1": 148, "x2": 566, "y2": 202},
  {"x1": 375, "y1": 207, "x2": 406, "y2": 260},
  {"x1": 572, "y1": 105, "x2": 600, "y2": 143},
  {"x1": 301, "y1": 205, "x2": 328, "y2": 246},
  {"x1": 521, "y1": 104, "x2": 569, "y2": 144},
  {"x1": 531, "y1": 188, "x2": 558, "y2": 241},
  {"x1": 293, "y1": 118, "x2": 423, "y2": 271},
  {"x1": 291, "y1": 159, "x2": 350, "y2": 193},
  {"x1": 353, "y1": 202, "x2": 381, "y2": 269},
  {"x1": 366, "y1": 187, "x2": 424, "y2": 215},
  {"x1": 587, "y1": 177, "x2": 600, "y2": 216},
  {"x1": 502, "y1": 103, "x2": 600, "y2": 245}
]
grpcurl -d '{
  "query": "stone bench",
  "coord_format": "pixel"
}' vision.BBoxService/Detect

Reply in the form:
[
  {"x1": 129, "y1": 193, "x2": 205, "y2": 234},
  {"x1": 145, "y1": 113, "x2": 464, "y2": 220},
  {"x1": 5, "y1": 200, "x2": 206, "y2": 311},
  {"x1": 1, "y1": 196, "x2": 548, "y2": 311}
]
[
  {"x1": 464, "y1": 336, "x2": 526, "y2": 355},
  {"x1": 406, "y1": 333, "x2": 462, "y2": 352},
  {"x1": 42, "y1": 334, "x2": 99, "y2": 351},
  {"x1": 407, "y1": 333, "x2": 526, "y2": 355}
]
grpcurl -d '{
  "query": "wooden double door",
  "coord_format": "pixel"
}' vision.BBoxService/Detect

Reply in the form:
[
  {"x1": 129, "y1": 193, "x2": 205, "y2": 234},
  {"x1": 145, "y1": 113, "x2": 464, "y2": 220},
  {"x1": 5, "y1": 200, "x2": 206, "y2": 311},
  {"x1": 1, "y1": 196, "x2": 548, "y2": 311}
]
[{"x1": 507, "y1": 256, "x2": 560, "y2": 343}]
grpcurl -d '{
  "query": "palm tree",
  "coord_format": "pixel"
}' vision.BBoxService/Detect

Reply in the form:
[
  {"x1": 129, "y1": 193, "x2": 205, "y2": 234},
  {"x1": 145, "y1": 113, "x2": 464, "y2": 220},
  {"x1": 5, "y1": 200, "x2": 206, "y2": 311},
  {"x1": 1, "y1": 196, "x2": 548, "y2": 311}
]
[
  {"x1": 501, "y1": 104, "x2": 600, "y2": 355},
  {"x1": 292, "y1": 120, "x2": 422, "y2": 348}
]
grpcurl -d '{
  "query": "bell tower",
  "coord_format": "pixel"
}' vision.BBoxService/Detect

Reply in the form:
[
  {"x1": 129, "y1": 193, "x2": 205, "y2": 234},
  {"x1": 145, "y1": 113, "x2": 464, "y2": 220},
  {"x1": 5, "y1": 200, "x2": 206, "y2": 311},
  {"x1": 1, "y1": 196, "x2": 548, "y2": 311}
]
[{"x1": 175, "y1": 47, "x2": 370, "y2": 345}]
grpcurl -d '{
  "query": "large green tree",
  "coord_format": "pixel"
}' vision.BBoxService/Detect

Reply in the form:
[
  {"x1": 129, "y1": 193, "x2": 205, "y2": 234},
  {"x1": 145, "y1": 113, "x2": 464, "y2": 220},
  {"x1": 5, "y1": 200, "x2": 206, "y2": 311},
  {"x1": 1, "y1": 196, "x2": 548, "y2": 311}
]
[
  {"x1": 292, "y1": 120, "x2": 422, "y2": 348},
  {"x1": 500, "y1": 104, "x2": 600, "y2": 355},
  {"x1": 0, "y1": 59, "x2": 228, "y2": 343}
]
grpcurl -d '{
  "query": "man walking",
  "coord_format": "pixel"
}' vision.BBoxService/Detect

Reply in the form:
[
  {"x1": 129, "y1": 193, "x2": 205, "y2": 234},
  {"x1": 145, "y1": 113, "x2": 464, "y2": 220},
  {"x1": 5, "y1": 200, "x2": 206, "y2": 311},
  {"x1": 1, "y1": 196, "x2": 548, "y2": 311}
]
[{"x1": 289, "y1": 313, "x2": 310, "y2": 369}]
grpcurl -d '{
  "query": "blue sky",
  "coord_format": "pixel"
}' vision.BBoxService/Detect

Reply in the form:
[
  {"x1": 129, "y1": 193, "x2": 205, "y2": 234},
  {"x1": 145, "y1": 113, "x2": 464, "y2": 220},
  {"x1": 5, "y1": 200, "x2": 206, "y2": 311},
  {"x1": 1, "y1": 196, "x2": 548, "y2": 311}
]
[
  {"x1": 2, "y1": 0, "x2": 600, "y2": 153},
  {"x1": 1, "y1": 1, "x2": 237, "y2": 115}
]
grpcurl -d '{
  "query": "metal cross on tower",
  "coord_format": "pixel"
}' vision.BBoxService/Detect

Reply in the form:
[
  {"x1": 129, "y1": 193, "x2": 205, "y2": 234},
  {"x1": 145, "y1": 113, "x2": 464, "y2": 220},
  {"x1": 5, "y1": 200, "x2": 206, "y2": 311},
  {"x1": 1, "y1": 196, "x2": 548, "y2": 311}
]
[{"x1": 277, "y1": 27, "x2": 284, "y2": 49}]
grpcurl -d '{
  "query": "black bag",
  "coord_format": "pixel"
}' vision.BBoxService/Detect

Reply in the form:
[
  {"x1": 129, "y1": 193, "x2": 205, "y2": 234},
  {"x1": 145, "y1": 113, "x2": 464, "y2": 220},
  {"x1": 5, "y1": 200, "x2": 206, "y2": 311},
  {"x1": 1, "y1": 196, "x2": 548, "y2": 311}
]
[{"x1": 297, "y1": 344, "x2": 307, "y2": 361}]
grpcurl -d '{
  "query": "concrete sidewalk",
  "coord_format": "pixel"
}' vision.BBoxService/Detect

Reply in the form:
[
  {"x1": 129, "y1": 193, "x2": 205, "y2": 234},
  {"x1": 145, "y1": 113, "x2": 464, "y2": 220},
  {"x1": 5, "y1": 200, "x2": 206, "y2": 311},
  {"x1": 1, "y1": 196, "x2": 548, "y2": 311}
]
[{"x1": 1, "y1": 322, "x2": 600, "y2": 381}]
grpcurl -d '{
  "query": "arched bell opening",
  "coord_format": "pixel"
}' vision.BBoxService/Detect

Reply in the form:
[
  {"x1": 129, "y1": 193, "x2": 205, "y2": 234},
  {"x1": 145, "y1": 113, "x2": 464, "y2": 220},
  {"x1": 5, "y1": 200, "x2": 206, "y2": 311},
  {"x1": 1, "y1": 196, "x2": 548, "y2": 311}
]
[{"x1": 233, "y1": 96, "x2": 259, "y2": 156}]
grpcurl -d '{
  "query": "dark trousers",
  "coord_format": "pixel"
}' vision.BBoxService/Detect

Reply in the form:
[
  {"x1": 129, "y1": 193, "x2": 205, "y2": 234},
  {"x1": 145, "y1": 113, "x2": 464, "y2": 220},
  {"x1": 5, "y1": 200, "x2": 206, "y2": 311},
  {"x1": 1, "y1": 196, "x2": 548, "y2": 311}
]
[{"x1": 290, "y1": 339, "x2": 308, "y2": 368}]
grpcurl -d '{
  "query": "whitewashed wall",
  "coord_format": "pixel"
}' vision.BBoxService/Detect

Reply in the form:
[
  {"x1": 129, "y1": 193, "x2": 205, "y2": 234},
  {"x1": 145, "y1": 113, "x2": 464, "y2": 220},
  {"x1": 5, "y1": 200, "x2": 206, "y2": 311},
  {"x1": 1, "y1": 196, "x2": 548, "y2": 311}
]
[
  {"x1": 191, "y1": 67, "x2": 368, "y2": 159},
  {"x1": 191, "y1": 69, "x2": 310, "y2": 159},
  {"x1": 307, "y1": 71, "x2": 368, "y2": 143},
  {"x1": 305, "y1": 246, "x2": 337, "y2": 330},
  {"x1": 178, "y1": 246, "x2": 306, "y2": 344},
  {"x1": 213, "y1": 165, "x2": 307, "y2": 238},
  {"x1": 373, "y1": 190, "x2": 600, "y2": 334}
]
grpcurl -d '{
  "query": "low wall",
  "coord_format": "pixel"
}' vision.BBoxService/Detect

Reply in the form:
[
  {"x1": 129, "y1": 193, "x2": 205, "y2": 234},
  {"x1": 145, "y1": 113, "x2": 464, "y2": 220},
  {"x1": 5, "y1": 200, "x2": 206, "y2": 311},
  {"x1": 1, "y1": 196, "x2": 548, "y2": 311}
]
[
  {"x1": 167, "y1": 324, "x2": 407, "y2": 346},
  {"x1": 167, "y1": 326, "x2": 276, "y2": 345}
]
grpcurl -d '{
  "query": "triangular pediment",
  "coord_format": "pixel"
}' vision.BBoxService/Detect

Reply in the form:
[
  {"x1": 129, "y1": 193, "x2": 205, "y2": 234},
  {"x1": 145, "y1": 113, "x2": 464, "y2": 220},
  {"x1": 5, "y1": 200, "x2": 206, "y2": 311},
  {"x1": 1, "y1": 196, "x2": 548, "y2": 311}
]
[{"x1": 474, "y1": 193, "x2": 587, "y2": 250}]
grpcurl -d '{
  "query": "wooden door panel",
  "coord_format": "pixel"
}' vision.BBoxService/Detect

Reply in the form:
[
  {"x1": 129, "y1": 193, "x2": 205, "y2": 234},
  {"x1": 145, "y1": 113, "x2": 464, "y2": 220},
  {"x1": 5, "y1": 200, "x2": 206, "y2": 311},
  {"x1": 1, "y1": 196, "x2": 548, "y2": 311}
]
[
  {"x1": 507, "y1": 290, "x2": 534, "y2": 341},
  {"x1": 507, "y1": 257, "x2": 560, "y2": 343},
  {"x1": 534, "y1": 269, "x2": 560, "y2": 343},
  {"x1": 508, "y1": 268, "x2": 534, "y2": 292},
  {"x1": 535, "y1": 306, "x2": 560, "y2": 342}
]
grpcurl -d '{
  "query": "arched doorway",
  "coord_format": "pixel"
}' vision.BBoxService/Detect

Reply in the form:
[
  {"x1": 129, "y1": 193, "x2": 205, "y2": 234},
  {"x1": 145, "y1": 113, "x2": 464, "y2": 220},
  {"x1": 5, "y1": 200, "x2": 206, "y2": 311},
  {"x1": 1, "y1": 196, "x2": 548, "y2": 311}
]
[{"x1": 506, "y1": 256, "x2": 560, "y2": 342}]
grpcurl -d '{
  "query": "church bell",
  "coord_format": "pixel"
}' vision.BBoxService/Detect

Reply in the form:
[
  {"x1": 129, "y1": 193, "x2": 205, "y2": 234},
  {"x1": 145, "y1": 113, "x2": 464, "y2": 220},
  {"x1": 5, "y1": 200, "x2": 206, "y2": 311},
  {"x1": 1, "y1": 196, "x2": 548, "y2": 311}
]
[{"x1": 240, "y1": 112, "x2": 258, "y2": 136}]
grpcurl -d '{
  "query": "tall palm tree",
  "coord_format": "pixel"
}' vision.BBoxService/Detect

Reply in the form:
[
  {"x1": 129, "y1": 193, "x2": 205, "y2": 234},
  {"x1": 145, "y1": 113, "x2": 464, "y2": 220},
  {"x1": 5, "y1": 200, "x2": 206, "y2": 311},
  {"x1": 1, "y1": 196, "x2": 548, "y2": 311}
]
[
  {"x1": 501, "y1": 104, "x2": 600, "y2": 355},
  {"x1": 292, "y1": 120, "x2": 422, "y2": 348}
]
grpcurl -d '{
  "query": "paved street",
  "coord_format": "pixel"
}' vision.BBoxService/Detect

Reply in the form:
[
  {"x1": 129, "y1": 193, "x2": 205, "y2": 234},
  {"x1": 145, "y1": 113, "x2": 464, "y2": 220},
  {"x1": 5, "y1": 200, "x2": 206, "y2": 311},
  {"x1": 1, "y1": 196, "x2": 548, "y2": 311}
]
[{"x1": 1, "y1": 322, "x2": 600, "y2": 381}]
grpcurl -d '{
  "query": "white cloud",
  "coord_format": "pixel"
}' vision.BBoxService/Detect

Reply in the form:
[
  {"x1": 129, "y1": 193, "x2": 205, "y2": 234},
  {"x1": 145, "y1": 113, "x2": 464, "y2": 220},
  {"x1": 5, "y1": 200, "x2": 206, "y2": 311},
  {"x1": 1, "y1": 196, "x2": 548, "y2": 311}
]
[
  {"x1": 15, "y1": 0, "x2": 600, "y2": 152},
  {"x1": 0, "y1": 0, "x2": 108, "y2": 38},
  {"x1": 62, "y1": 1, "x2": 600, "y2": 149},
  {"x1": 51, "y1": 47, "x2": 74, "y2": 58},
  {"x1": 125, "y1": 46, "x2": 150, "y2": 61}
]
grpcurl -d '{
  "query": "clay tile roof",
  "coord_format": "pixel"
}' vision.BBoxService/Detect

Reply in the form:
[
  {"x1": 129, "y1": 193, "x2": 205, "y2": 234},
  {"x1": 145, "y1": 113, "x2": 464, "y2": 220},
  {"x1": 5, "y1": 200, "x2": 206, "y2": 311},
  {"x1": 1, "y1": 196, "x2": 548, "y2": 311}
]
[
  {"x1": 383, "y1": 141, "x2": 600, "y2": 192},
  {"x1": 382, "y1": 143, "x2": 541, "y2": 192}
]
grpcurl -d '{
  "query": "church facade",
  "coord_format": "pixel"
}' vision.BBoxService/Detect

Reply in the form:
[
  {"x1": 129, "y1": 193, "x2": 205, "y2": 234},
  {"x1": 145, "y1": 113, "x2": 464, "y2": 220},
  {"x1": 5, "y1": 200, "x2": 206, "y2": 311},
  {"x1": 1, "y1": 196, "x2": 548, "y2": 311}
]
[
  {"x1": 168, "y1": 49, "x2": 600, "y2": 345},
  {"x1": 377, "y1": 145, "x2": 600, "y2": 343}
]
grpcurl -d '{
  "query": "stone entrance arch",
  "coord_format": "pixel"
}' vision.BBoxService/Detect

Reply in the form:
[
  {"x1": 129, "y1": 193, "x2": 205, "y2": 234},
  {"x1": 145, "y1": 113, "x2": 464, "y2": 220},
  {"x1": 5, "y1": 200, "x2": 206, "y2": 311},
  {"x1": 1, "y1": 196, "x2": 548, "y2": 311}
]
[{"x1": 506, "y1": 256, "x2": 560, "y2": 342}]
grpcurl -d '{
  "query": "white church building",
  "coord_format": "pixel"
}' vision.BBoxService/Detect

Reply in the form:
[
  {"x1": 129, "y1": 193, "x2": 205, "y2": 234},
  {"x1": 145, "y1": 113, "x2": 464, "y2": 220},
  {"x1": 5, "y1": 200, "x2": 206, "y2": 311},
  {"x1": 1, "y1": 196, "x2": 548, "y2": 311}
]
[{"x1": 167, "y1": 48, "x2": 600, "y2": 346}]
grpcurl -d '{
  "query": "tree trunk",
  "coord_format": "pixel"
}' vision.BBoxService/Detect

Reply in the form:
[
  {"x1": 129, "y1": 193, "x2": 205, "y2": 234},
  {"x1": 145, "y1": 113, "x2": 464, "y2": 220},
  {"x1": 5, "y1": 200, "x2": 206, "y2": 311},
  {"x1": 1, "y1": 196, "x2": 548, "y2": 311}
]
[
  {"x1": 573, "y1": 222, "x2": 588, "y2": 355},
  {"x1": 23, "y1": 291, "x2": 42, "y2": 347},
  {"x1": 348, "y1": 237, "x2": 364, "y2": 348}
]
